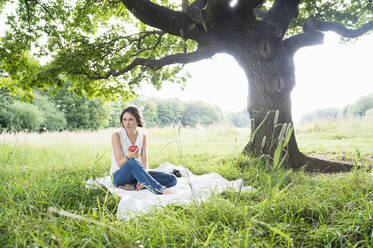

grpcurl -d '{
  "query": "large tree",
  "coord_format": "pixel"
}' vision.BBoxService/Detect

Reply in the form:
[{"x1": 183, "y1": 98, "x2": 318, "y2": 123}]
[{"x1": 1, "y1": 0, "x2": 372, "y2": 172}]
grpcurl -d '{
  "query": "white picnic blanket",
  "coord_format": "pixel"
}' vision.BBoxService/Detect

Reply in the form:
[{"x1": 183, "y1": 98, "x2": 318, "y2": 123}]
[{"x1": 85, "y1": 163, "x2": 254, "y2": 219}]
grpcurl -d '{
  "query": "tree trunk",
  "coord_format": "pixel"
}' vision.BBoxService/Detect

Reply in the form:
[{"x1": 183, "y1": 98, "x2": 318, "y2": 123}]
[{"x1": 235, "y1": 36, "x2": 354, "y2": 173}]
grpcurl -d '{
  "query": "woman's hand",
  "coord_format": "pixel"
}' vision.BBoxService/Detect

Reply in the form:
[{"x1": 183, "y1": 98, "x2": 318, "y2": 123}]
[
  {"x1": 136, "y1": 181, "x2": 145, "y2": 191},
  {"x1": 127, "y1": 147, "x2": 139, "y2": 159}
]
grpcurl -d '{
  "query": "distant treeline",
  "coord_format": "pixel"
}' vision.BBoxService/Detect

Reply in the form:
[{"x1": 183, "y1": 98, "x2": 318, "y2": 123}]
[
  {"x1": 0, "y1": 86, "x2": 250, "y2": 132},
  {"x1": 301, "y1": 93, "x2": 373, "y2": 123},
  {"x1": 129, "y1": 98, "x2": 250, "y2": 128}
]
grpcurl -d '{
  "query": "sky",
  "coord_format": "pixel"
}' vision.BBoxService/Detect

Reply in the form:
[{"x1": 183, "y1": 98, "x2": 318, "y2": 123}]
[{"x1": 141, "y1": 32, "x2": 373, "y2": 122}]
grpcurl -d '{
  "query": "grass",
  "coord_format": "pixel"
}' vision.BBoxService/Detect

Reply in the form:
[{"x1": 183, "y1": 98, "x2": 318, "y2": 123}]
[
  {"x1": 0, "y1": 120, "x2": 372, "y2": 247},
  {"x1": 296, "y1": 118, "x2": 373, "y2": 163}
]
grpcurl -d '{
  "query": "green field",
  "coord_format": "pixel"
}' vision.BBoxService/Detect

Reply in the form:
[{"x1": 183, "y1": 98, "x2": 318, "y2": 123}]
[{"x1": 0, "y1": 119, "x2": 372, "y2": 247}]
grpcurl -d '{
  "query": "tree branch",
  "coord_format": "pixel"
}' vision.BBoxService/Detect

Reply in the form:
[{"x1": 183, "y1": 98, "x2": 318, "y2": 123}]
[
  {"x1": 263, "y1": 0, "x2": 300, "y2": 38},
  {"x1": 130, "y1": 32, "x2": 165, "y2": 57},
  {"x1": 92, "y1": 31, "x2": 163, "y2": 49},
  {"x1": 284, "y1": 18, "x2": 373, "y2": 55},
  {"x1": 186, "y1": 0, "x2": 234, "y2": 32},
  {"x1": 182, "y1": 0, "x2": 189, "y2": 12},
  {"x1": 202, "y1": 0, "x2": 231, "y2": 30},
  {"x1": 24, "y1": 0, "x2": 59, "y2": 33},
  {"x1": 82, "y1": 46, "x2": 215, "y2": 80},
  {"x1": 253, "y1": 8, "x2": 266, "y2": 19},
  {"x1": 34, "y1": 0, "x2": 57, "y2": 22},
  {"x1": 120, "y1": 0, "x2": 193, "y2": 38},
  {"x1": 235, "y1": 0, "x2": 264, "y2": 14},
  {"x1": 25, "y1": 0, "x2": 32, "y2": 31},
  {"x1": 304, "y1": 18, "x2": 373, "y2": 38},
  {"x1": 186, "y1": 0, "x2": 208, "y2": 31},
  {"x1": 283, "y1": 30, "x2": 324, "y2": 55}
]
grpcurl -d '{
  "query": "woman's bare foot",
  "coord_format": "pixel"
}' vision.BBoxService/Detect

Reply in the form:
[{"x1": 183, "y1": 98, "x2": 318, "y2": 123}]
[
  {"x1": 162, "y1": 189, "x2": 173, "y2": 195},
  {"x1": 118, "y1": 184, "x2": 135, "y2": 190}
]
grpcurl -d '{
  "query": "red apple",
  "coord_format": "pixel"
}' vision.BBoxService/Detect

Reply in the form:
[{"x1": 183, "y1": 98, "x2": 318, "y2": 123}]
[{"x1": 128, "y1": 145, "x2": 138, "y2": 152}]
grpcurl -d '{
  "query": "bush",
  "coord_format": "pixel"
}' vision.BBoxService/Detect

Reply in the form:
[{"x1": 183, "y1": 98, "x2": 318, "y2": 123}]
[
  {"x1": 130, "y1": 97, "x2": 225, "y2": 128},
  {"x1": 0, "y1": 88, "x2": 13, "y2": 131},
  {"x1": 140, "y1": 101, "x2": 159, "y2": 127},
  {"x1": 229, "y1": 111, "x2": 250, "y2": 127},
  {"x1": 182, "y1": 101, "x2": 223, "y2": 127},
  {"x1": 301, "y1": 108, "x2": 340, "y2": 123},
  {"x1": 32, "y1": 93, "x2": 67, "y2": 131},
  {"x1": 364, "y1": 108, "x2": 373, "y2": 120},
  {"x1": 156, "y1": 98, "x2": 185, "y2": 127},
  {"x1": 108, "y1": 101, "x2": 126, "y2": 128},
  {"x1": 86, "y1": 100, "x2": 110, "y2": 130},
  {"x1": 5, "y1": 101, "x2": 45, "y2": 132},
  {"x1": 51, "y1": 85, "x2": 110, "y2": 130},
  {"x1": 348, "y1": 93, "x2": 373, "y2": 116},
  {"x1": 0, "y1": 107, "x2": 8, "y2": 133}
]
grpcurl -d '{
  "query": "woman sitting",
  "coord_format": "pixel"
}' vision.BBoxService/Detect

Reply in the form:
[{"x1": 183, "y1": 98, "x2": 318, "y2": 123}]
[{"x1": 111, "y1": 106, "x2": 176, "y2": 195}]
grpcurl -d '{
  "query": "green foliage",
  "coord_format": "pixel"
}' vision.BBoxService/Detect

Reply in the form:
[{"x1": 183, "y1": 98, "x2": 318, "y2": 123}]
[
  {"x1": 0, "y1": 90, "x2": 66, "y2": 131},
  {"x1": 181, "y1": 101, "x2": 224, "y2": 127},
  {"x1": 141, "y1": 100, "x2": 159, "y2": 127},
  {"x1": 0, "y1": 86, "x2": 112, "y2": 132},
  {"x1": 365, "y1": 108, "x2": 373, "y2": 120},
  {"x1": 288, "y1": 0, "x2": 373, "y2": 37},
  {"x1": 1, "y1": 0, "x2": 371, "y2": 100},
  {"x1": 0, "y1": 88, "x2": 13, "y2": 131},
  {"x1": 301, "y1": 107, "x2": 340, "y2": 123},
  {"x1": 32, "y1": 92, "x2": 67, "y2": 131},
  {"x1": 5, "y1": 101, "x2": 44, "y2": 132},
  {"x1": 130, "y1": 98, "x2": 161, "y2": 127},
  {"x1": 107, "y1": 100, "x2": 127, "y2": 128},
  {"x1": 130, "y1": 97, "x2": 225, "y2": 128},
  {"x1": 1, "y1": 87, "x2": 230, "y2": 132},
  {"x1": 89, "y1": 100, "x2": 111, "y2": 130},
  {"x1": 51, "y1": 85, "x2": 110, "y2": 130},
  {"x1": 155, "y1": 98, "x2": 185, "y2": 127},
  {"x1": 0, "y1": 0, "x2": 194, "y2": 99},
  {"x1": 301, "y1": 93, "x2": 373, "y2": 122},
  {"x1": 229, "y1": 111, "x2": 250, "y2": 127},
  {"x1": 348, "y1": 93, "x2": 373, "y2": 116}
]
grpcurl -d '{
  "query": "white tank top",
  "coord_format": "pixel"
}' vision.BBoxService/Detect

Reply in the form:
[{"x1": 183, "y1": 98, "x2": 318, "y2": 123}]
[{"x1": 110, "y1": 128, "x2": 144, "y2": 175}]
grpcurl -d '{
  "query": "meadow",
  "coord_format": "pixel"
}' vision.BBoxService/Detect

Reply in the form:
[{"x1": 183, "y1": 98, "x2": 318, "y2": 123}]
[{"x1": 0, "y1": 119, "x2": 372, "y2": 247}]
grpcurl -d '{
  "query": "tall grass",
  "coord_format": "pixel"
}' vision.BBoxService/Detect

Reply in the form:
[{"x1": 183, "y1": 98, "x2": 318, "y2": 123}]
[
  {"x1": 296, "y1": 118, "x2": 373, "y2": 164},
  {"x1": 0, "y1": 122, "x2": 372, "y2": 247}
]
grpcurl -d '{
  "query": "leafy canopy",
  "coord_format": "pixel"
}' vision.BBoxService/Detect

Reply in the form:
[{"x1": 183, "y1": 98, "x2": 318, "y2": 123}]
[
  {"x1": 0, "y1": 0, "x2": 372, "y2": 99},
  {"x1": 0, "y1": 0, "x2": 194, "y2": 100}
]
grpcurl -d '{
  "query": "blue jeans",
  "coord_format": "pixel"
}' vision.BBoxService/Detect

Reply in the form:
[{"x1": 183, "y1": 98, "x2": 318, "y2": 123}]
[{"x1": 113, "y1": 159, "x2": 177, "y2": 194}]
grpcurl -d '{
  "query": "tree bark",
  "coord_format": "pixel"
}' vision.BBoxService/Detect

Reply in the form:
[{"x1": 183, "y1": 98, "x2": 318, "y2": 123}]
[{"x1": 236, "y1": 29, "x2": 354, "y2": 173}]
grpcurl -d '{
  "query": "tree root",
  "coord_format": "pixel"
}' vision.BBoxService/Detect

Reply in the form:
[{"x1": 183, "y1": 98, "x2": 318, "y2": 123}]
[{"x1": 295, "y1": 153, "x2": 356, "y2": 173}]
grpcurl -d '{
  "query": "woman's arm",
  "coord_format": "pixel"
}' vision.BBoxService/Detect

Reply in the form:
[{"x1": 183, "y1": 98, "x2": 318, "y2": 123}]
[
  {"x1": 141, "y1": 134, "x2": 148, "y2": 170},
  {"x1": 112, "y1": 132, "x2": 138, "y2": 167}
]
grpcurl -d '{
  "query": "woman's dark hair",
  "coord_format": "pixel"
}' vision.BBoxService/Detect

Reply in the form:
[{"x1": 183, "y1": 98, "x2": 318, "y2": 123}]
[{"x1": 119, "y1": 106, "x2": 144, "y2": 127}]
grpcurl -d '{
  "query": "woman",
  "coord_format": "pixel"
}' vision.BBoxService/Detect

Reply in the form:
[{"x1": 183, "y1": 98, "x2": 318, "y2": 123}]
[{"x1": 111, "y1": 106, "x2": 176, "y2": 195}]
